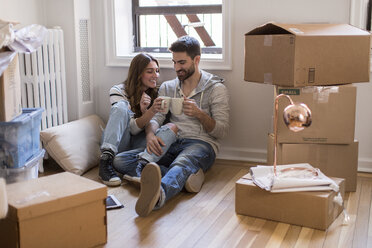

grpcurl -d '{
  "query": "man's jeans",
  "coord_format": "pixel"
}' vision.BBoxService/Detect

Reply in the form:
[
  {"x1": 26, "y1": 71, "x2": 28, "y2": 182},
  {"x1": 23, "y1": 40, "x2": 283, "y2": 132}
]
[
  {"x1": 101, "y1": 101, "x2": 146, "y2": 154},
  {"x1": 113, "y1": 125, "x2": 177, "y2": 177},
  {"x1": 114, "y1": 136, "x2": 216, "y2": 203}
]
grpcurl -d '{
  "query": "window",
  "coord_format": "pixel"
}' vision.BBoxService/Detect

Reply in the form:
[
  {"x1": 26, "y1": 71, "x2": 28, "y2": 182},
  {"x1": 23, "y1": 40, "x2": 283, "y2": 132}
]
[
  {"x1": 132, "y1": 0, "x2": 222, "y2": 54},
  {"x1": 104, "y1": 0, "x2": 232, "y2": 69}
]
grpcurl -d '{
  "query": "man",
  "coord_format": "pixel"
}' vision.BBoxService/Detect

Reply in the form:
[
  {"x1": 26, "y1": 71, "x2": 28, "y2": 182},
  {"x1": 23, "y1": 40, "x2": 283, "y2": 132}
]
[{"x1": 136, "y1": 36, "x2": 230, "y2": 217}]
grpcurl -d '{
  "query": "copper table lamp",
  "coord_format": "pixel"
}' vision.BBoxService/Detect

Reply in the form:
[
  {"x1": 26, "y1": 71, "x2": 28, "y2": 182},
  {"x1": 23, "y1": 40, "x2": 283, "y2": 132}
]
[{"x1": 273, "y1": 94, "x2": 312, "y2": 175}]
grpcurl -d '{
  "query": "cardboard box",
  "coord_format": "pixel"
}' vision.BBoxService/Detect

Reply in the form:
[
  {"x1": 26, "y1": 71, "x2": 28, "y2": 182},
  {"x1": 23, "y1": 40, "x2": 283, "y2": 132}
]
[
  {"x1": 235, "y1": 175, "x2": 345, "y2": 230},
  {"x1": 267, "y1": 133, "x2": 358, "y2": 192},
  {"x1": 0, "y1": 172, "x2": 107, "y2": 248},
  {"x1": 244, "y1": 22, "x2": 371, "y2": 86},
  {"x1": 0, "y1": 50, "x2": 22, "y2": 122},
  {"x1": 275, "y1": 85, "x2": 356, "y2": 144}
]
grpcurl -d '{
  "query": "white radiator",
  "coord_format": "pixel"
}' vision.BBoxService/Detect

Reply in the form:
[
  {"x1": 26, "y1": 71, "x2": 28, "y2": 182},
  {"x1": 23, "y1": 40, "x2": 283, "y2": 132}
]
[{"x1": 19, "y1": 28, "x2": 68, "y2": 130}]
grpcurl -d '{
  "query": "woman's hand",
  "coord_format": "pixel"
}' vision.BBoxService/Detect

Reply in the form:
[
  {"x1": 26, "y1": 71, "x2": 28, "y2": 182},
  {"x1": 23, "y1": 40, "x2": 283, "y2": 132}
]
[
  {"x1": 140, "y1": 92, "x2": 151, "y2": 114},
  {"x1": 146, "y1": 132, "x2": 165, "y2": 156},
  {"x1": 148, "y1": 97, "x2": 163, "y2": 114}
]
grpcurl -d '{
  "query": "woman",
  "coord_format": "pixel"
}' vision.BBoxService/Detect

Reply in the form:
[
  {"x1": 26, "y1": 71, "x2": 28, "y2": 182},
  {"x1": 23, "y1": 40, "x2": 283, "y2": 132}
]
[{"x1": 100, "y1": 53, "x2": 177, "y2": 186}]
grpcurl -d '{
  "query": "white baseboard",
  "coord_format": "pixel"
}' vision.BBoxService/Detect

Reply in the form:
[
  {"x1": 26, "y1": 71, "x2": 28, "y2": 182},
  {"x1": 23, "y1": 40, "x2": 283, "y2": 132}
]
[
  {"x1": 358, "y1": 158, "x2": 372, "y2": 173},
  {"x1": 217, "y1": 146, "x2": 267, "y2": 163}
]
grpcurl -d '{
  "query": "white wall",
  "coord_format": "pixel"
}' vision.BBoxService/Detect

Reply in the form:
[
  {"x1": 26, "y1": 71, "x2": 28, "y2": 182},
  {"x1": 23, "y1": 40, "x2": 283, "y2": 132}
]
[
  {"x1": 0, "y1": 0, "x2": 45, "y2": 26},
  {"x1": 3, "y1": 0, "x2": 372, "y2": 171}
]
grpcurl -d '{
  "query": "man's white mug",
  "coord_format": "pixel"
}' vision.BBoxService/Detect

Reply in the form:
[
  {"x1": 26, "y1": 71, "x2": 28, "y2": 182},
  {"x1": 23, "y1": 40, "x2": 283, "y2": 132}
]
[
  {"x1": 170, "y1": 98, "x2": 184, "y2": 115},
  {"x1": 160, "y1": 97, "x2": 184, "y2": 115}
]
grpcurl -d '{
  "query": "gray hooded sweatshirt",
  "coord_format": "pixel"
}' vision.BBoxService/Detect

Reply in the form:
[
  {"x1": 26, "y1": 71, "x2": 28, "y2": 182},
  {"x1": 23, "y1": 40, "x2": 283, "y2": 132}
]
[{"x1": 150, "y1": 70, "x2": 230, "y2": 154}]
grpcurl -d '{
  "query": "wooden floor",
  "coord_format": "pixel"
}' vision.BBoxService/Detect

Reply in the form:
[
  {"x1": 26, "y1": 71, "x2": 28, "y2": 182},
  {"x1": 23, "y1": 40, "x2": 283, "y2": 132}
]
[{"x1": 44, "y1": 159, "x2": 372, "y2": 248}]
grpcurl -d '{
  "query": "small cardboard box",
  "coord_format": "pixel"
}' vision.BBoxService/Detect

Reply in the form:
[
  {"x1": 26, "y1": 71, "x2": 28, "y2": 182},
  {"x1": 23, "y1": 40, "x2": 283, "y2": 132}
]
[
  {"x1": 275, "y1": 84, "x2": 356, "y2": 144},
  {"x1": 267, "y1": 133, "x2": 358, "y2": 192},
  {"x1": 244, "y1": 22, "x2": 371, "y2": 86},
  {"x1": 0, "y1": 50, "x2": 22, "y2": 122},
  {"x1": 0, "y1": 172, "x2": 107, "y2": 248},
  {"x1": 235, "y1": 175, "x2": 345, "y2": 230}
]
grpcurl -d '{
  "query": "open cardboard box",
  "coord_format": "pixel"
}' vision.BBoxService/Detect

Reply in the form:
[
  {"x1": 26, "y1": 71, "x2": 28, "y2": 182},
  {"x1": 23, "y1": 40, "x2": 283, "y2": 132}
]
[
  {"x1": 0, "y1": 172, "x2": 107, "y2": 248},
  {"x1": 235, "y1": 175, "x2": 345, "y2": 230},
  {"x1": 244, "y1": 22, "x2": 370, "y2": 86}
]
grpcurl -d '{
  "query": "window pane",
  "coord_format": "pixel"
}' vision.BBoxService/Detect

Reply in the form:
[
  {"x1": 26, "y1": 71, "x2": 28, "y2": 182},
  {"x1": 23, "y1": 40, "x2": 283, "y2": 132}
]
[
  {"x1": 138, "y1": 14, "x2": 221, "y2": 51},
  {"x1": 139, "y1": 0, "x2": 222, "y2": 7}
]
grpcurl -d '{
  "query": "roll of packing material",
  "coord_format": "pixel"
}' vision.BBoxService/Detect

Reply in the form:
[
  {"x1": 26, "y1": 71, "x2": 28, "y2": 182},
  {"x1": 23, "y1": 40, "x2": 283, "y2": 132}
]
[{"x1": 0, "y1": 178, "x2": 7, "y2": 219}]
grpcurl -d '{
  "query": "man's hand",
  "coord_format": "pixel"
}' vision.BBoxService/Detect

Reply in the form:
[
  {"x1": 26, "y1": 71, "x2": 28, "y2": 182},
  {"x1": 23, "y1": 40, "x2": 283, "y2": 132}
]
[
  {"x1": 183, "y1": 96, "x2": 216, "y2": 132},
  {"x1": 146, "y1": 133, "x2": 165, "y2": 156},
  {"x1": 183, "y1": 97, "x2": 202, "y2": 118},
  {"x1": 140, "y1": 92, "x2": 151, "y2": 114}
]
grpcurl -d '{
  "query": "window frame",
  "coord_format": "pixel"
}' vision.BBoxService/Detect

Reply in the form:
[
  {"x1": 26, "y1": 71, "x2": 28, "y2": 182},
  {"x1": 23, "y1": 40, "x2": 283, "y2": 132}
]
[
  {"x1": 350, "y1": 0, "x2": 369, "y2": 29},
  {"x1": 350, "y1": 0, "x2": 372, "y2": 71},
  {"x1": 104, "y1": 0, "x2": 232, "y2": 70}
]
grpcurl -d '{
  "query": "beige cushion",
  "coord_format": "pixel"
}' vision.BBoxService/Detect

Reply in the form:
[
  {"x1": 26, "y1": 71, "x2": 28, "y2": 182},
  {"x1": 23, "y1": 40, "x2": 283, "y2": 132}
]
[{"x1": 40, "y1": 115, "x2": 105, "y2": 175}]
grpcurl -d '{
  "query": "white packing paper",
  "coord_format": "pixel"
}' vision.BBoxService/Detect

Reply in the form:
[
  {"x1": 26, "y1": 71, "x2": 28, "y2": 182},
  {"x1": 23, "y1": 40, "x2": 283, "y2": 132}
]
[
  {"x1": 0, "y1": 20, "x2": 47, "y2": 76},
  {"x1": 250, "y1": 163, "x2": 339, "y2": 193}
]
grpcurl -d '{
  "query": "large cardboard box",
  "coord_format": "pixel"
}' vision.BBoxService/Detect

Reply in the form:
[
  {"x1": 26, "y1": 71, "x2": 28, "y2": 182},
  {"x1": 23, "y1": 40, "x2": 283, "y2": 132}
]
[
  {"x1": 276, "y1": 85, "x2": 356, "y2": 144},
  {"x1": 235, "y1": 175, "x2": 345, "y2": 230},
  {"x1": 0, "y1": 50, "x2": 22, "y2": 122},
  {"x1": 267, "y1": 133, "x2": 358, "y2": 192},
  {"x1": 0, "y1": 172, "x2": 107, "y2": 248},
  {"x1": 244, "y1": 22, "x2": 370, "y2": 86}
]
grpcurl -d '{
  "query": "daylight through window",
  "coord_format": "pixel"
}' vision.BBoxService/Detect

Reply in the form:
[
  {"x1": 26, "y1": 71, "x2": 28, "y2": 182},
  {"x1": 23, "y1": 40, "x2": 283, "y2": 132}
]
[{"x1": 132, "y1": 0, "x2": 222, "y2": 54}]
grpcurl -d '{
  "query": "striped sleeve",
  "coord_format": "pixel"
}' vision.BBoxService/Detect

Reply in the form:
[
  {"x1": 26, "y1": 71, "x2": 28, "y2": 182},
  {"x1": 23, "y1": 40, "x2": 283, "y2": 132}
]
[{"x1": 109, "y1": 84, "x2": 128, "y2": 105}]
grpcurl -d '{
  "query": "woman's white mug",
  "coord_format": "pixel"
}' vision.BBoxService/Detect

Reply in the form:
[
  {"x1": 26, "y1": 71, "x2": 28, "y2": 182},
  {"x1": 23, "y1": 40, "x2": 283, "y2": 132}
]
[{"x1": 160, "y1": 96, "x2": 171, "y2": 114}]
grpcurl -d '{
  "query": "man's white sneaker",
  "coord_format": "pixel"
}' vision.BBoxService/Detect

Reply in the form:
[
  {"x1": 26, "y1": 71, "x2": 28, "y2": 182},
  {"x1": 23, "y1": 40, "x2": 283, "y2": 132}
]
[{"x1": 185, "y1": 168, "x2": 204, "y2": 193}]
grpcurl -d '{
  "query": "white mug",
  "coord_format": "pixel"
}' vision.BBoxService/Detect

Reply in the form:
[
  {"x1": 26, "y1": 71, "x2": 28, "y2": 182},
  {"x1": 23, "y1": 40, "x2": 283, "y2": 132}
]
[
  {"x1": 160, "y1": 97, "x2": 171, "y2": 114},
  {"x1": 170, "y1": 98, "x2": 184, "y2": 115}
]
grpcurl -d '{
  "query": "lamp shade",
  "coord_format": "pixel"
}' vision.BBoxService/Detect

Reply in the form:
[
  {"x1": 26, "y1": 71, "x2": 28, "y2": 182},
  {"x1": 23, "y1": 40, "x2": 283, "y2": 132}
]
[{"x1": 283, "y1": 103, "x2": 312, "y2": 132}]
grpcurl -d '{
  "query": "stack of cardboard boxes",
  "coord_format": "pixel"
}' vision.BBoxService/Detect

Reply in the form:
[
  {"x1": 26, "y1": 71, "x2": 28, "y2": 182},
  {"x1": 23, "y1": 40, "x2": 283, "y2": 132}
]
[
  {"x1": 0, "y1": 50, "x2": 45, "y2": 184},
  {"x1": 0, "y1": 27, "x2": 108, "y2": 247},
  {"x1": 236, "y1": 22, "x2": 371, "y2": 230}
]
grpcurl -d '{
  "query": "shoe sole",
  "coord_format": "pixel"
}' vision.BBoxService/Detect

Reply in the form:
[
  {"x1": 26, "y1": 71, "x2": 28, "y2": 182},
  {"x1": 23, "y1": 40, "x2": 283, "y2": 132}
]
[
  {"x1": 135, "y1": 163, "x2": 161, "y2": 217},
  {"x1": 99, "y1": 176, "x2": 122, "y2": 187},
  {"x1": 185, "y1": 168, "x2": 204, "y2": 193}
]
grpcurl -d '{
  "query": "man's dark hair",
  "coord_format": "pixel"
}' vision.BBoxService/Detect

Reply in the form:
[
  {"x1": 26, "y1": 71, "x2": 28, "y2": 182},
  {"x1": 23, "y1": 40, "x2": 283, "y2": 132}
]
[{"x1": 169, "y1": 36, "x2": 201, "y2": 59}]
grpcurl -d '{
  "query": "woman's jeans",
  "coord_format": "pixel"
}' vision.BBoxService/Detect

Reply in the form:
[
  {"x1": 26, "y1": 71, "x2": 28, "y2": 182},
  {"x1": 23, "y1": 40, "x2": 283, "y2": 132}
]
[{"x1": 114, "y1": 136, "x2": 216, "y2": 204}]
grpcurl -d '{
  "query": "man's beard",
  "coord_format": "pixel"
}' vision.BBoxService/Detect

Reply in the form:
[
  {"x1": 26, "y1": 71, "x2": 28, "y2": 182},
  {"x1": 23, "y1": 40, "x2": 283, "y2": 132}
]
[{"x1": 176, "y1": 63, "x2": 195, "y2": 81}]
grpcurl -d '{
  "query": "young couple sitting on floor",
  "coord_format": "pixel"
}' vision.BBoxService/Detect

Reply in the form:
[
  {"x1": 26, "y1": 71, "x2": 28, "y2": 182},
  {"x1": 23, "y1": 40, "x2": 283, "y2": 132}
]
[{"x1": 99, "y1": 36, "x2": 230, "y2": 217}]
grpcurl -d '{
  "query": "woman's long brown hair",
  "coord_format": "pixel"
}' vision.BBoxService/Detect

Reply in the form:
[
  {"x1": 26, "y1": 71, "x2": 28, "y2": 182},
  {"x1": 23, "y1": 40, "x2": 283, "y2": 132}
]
[{"x1": 124, "y1": 53, "x2": 159, "y2": 118}]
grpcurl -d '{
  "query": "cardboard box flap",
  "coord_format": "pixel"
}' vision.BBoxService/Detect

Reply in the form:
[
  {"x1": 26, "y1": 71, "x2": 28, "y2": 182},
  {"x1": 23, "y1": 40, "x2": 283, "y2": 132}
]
[
  {"x1": 276, "y1": 23, "x2": 370, "y2": 36},
  {"x1": 246, "y1": 22, "x2": 370, "y2": 37},
  {"x1": 245, "y1": 22, "x2": 292, "y2": 35},
  {"x1": 6, "y1": 172, "x2": 107, "y2": 221}
]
